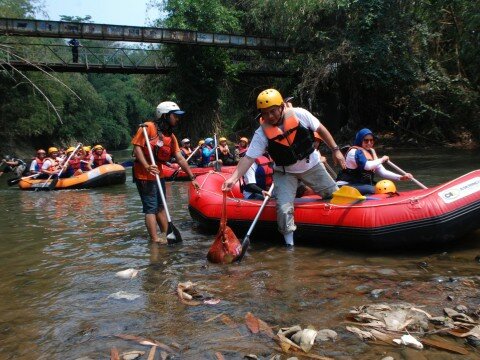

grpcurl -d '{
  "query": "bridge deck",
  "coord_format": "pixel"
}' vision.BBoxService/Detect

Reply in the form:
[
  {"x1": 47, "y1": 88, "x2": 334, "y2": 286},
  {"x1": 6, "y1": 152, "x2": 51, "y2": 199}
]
[{"x1": 0, "y1": 17, "x2": 293, "y2": 52}]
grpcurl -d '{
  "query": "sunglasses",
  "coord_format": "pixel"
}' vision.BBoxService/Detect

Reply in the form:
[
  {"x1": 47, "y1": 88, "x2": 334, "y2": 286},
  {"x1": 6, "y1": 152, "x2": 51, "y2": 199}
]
[
  {"x1": 37, "y1": 153, "x2": 46, "y2": 155},
  {"x1": 363, "y1": 138, "x2": 374, "y2": 143}
]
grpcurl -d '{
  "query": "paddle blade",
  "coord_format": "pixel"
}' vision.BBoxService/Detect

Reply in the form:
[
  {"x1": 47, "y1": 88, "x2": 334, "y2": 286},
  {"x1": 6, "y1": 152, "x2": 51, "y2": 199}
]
[
  {"x1": 236, "y1": 235, "x2": 250, "y2": 263},
  {"x1": 7, "y1": 177, "x2": 21, "y2": 186},
  {"x1": 166, "y1": 222, "x2": 182, "y2": 245},
  {"x1": 48, "y1": 177, "x2": 59, "y2": 190},
  {"x1": 331, "y1": 185, "x2": 366, "y2": 205}
]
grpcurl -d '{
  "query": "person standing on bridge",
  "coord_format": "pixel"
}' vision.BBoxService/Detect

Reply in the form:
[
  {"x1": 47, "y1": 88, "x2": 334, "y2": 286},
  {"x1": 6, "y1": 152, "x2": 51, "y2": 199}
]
[{"x1": 68, "y1": 38, "x2": 82, "y2": 63}]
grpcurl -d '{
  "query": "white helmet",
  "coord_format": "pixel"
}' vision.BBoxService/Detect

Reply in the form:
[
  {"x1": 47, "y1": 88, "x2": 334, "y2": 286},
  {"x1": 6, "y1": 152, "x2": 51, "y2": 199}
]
[
  {"x1": 155, "y1": 101, "x2": 185, "y2": 119},
  {"x1": 181, "y1": 138, "x2": 190, "y2": 145}
]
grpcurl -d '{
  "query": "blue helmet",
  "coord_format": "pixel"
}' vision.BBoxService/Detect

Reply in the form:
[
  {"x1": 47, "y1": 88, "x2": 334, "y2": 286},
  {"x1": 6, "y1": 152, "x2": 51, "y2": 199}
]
[{"x1": 204, "y1": 137, "x2": 214, "y2": 145}]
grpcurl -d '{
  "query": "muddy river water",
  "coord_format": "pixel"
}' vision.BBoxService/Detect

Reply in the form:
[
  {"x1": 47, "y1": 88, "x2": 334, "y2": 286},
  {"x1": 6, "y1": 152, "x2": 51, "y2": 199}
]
[{"x1": 0, "y1": 149, "x2": 479, "y2": 359}]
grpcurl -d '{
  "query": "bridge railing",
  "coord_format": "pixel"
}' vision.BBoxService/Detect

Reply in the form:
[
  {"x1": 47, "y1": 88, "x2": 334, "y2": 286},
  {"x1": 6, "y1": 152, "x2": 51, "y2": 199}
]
[
  {"x1": 0, "y1": 42, "x2": 174, "y2": 69},
  {"x1": 0, "y1": 18, "x2": 292, "y2": 52}
]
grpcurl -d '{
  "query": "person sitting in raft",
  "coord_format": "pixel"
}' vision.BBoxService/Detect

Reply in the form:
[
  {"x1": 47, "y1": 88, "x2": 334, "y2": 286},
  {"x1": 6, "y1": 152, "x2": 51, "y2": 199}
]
[
  {"x1": 193, "y1": 139, "x2": 205, "y2": 166},
  {"x1": 217, "y1": 137, "x2": 235, "y2": 165},
  {"x1": 0, "y1": 155, "x2": 26, "y2": 177},
  {"x1": 65, "y1": 147, "x2": 92, "y2": 177},
  {"x1": 82, "y1": 146, "x2": 92, "y2": 161},
  {"x1": 200, "y1": 138, "x2": 222, "y2": 167},
  {"x1": 336, "y1": 128, "x2": 412, "y2": 195},
  {"x1": 39, "y1": 147, "x2": 63, "y2": 178},
  {"x1": 242, "y1": 153, "x2": 274, "y2": 200},
  {"x1": 234, "y1": 137, "x2": 249, "y2": 162},
  {"x1": 29, "y1": 149, "x2": 47, "y2": 175},
  {"x1": 180, "y1": 138, "x2": 196, "y2": 164},
  {"x1": 90, "y1": 145, "x2": 113, "y2": 168}
]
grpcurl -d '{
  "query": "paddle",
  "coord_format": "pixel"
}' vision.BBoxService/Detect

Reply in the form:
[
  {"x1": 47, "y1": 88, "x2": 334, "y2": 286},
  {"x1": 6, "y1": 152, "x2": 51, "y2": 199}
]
[
  {"x1": 324, "y1": 161, "x2": 337, "y2": 179},
  {"x1": 8, "y1": 172, "x2": 41, "y2": 186},
  {"x1": 140, "y1": 124, "x2": 182, "y2": 244},
  {"x1": 170, "y1": 144, "x2": 201, "y2": 181},
  {"x1": 37, "y1": 143, "x2": 82, "y2": 191},
  {"x1": 387, "y1": 160, "x2": 428, "y2": 189},
  {"x1": 330, "y1": 185, "x2": 366, "y2": 205},
  {"x1": 213, "y1": 133, "x2": 221, "y2": 172},
  {"x1": 237, "y1": 183, "x2": 275, "y2": 262}
]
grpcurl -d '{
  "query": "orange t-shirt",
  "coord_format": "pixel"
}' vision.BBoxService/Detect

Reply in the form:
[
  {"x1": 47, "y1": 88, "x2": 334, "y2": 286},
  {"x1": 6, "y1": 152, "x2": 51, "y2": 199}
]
[{"x1": 131, "y1": 121, "x2": 180, "y2": 180}]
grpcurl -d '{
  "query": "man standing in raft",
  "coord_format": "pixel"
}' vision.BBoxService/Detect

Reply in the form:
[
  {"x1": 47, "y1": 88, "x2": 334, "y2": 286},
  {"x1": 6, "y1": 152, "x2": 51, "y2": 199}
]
[
  {"x1": 131, "y1": 101, "x2": 199, "y2": 244},
  {"x1": 222, "y1": 89, "x2": 346, "y2": 248}
]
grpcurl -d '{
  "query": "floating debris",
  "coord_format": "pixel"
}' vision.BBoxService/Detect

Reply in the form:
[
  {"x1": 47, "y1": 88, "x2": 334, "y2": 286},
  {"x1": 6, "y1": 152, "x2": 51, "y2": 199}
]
[
  {"x1": 393, "y1": 334, "x2": 423, "y2": 349},
  {"x1": 120, "y1": 350, "x2": 145, "y2": 360},
  {"x1": 115, "y1": 334, "x2": 174, "y2": 353},
  {"x1": 115, "y1": 268, "x2": 144, "y2": 279},
  {"x1": 176, "y1": 281, "x2": 221, "y2": 306},
  {"x1": 108, "y1": 291, "x2": 140, "y2": 301},
  {"x1": 315, "y1": 329, "x2": 337, "y2": 342},
  {"x1": 345, "y1": 302, "x2": 480, "y2": 355}
]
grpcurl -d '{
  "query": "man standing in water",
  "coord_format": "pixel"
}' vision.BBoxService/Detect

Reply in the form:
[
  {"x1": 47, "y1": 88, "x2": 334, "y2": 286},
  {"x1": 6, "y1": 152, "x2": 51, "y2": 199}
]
[
  {"x1": 222, "y1": 89, "x2": 346, "y2": 248},
  {"x1": 131, "y1": 101, "x2": 199, "y2": 244}
]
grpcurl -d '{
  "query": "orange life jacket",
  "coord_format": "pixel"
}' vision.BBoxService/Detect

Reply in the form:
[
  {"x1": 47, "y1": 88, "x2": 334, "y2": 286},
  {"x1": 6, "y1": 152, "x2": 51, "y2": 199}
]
[
  {"x1": 68, "y1": 157, "x2": 82, "y2": 171},
  {"x1": 260, "y1": 109, "x2": 314, "y2": 166},
  {"x1": 44, "y1": 157, "x2": 59, "y2": 172},
  {"x1": 133, "y1": 122, "x2": 178, "y2": 180},
  {"x1": 33, "y1": 157, "x2": 45, "y2": 172},
  {"x1": 180, "y1": 146, "x2": 192, "y2": 158},
  {"x1": 93, "y1": 152, "x2": 108, "y2": 167}
]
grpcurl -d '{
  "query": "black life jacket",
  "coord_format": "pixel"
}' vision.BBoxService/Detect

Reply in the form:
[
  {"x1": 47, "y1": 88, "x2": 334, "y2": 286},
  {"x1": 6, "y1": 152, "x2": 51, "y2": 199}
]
[{"x1": 336, "y1": 146, "x2": 376, "y2": 185}]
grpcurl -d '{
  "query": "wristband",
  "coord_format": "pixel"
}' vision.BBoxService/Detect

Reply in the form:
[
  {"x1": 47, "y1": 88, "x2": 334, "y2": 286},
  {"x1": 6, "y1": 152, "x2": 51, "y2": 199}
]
[
  {"x1": 189, "y1": 175, "x2": 196, "y2": 181},
  {"x1": 331, "y1": 145, "x2": 340, "y2": 152}
]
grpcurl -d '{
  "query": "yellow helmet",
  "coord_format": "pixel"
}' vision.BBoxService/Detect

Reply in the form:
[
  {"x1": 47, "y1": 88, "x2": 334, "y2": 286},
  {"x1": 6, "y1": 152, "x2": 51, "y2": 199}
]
[
  {"x1": 66, "y1": 146, "x2": 76, "y2": 154},
  {"x1": 198, "y1": 140, "x2": 205, "y2": 146},
  {"x1": 256, "y1": 88, "x2": 284, "y2": 109},
  {"x1": 375, "y1": 180, "x2": 397, "y2": 194},
  {"x1": 240, "y1": 137, "x2": 249, "y2": 144},
  {"x1": 219, "y1": 137, "x2": 227, "y2": 142},
  {"x1": 93, "y1": 145, "x2": 104, "y2": 151},
  {"x1": 48, "y1": 147, "x2": 58, "y2": 154},
  {"x1": 83, "y1": 146, "x2": 91, "y2": 152}
]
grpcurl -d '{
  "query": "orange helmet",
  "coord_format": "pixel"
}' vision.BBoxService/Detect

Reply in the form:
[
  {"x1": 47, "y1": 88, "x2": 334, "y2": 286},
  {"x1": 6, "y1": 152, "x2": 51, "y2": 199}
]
[
  {"x1": 375, "y1": 180, "x2": 397, "y2": 194},
  {"x1": 256, "y1": 89, "x2": 283, "y2": 109}
]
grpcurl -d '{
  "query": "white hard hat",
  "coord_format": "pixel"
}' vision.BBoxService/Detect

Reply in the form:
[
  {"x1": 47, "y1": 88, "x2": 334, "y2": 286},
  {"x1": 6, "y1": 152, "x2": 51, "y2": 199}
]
[
  {"x1": 155, "y1": 101, "x2": 185, "y2": 119},
  {"x1": 181, "y1": 138, "x2": 190, "y2": 144}
]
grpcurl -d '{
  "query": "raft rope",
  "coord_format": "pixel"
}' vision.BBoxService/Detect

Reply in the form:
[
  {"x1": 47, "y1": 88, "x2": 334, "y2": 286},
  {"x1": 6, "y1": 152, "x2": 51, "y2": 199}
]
[{"x1": 195, "y1": 170, "x2": 479, "y2": 209}]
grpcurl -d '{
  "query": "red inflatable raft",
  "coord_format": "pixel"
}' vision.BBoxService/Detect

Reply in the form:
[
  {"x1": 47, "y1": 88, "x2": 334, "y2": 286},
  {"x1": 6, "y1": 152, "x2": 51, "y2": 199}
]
[
  {"x1": 161, "y1": 164, "x2": 236, "y2": 181},
  {"x1": 188, "y1": 170, "x2": 480, "y2": 247}
]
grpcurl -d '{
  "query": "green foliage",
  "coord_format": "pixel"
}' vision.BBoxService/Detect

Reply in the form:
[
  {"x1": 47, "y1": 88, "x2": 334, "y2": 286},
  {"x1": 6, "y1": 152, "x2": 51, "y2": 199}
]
[{"x1": 145, "y1": 0, "x2": 243, "y2": 140}]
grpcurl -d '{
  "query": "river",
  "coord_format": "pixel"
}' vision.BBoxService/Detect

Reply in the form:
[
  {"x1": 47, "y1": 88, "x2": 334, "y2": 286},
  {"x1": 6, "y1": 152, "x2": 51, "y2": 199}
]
[{"x1": 0, "y1": 149, "x2": 479, "y2": 359}]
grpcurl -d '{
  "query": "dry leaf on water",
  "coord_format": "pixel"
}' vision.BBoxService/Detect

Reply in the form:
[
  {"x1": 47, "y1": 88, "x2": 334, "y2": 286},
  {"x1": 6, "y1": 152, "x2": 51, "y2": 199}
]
[
  {"x1": 147, "y1": 346, "x2": 156, "y2": 360},
  {"x1": 245, "y1": 312, "x2": 260, "y2": 333},
  {"x1": 215, "y1": 352, "x2": 225, "y2": 360},
  {"x1": 110, "y1": 347, "x2": 120, "y2": 360},
  {"x1": 220, "y1": 314, "x2": 236, "y2": 328},
  {"x1": 115, "y1": 334, "x2": 174, "y2": 353},
  {"x1": 121, "y1": 350, "x2": 145, "y2": 360},
  {"x1": 346, "y1": 326, "x2": 376, "y2": 341},
  {"x1": 422, "y1": 337, "x2": 469, "y2": 355}
]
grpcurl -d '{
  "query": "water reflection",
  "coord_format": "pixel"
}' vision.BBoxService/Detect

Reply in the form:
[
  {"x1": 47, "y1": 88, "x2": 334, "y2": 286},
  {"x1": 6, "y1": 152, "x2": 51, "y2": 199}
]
[{"x1": 0, "y1": 149, "x2": 479, "y2": 358}]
